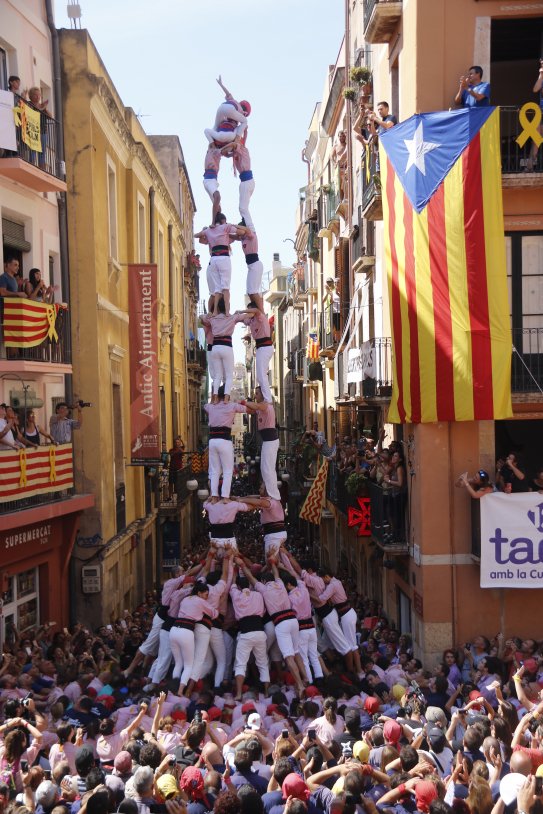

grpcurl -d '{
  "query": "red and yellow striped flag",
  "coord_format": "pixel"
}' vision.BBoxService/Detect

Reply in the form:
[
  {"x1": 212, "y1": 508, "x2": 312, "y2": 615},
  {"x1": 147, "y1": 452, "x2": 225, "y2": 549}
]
[
  {"x1": 379, "y1": 107, "x2": 512, "y2": 423},
  {"x1": 299, "y1": 459, "x2": 329, "y2": 524},
  {"x1": 307, "y1": 329, "x2": 320, "y2": 361},
  {"x1": 2, "y1": 300, "x2": 65, "y2": 348}
]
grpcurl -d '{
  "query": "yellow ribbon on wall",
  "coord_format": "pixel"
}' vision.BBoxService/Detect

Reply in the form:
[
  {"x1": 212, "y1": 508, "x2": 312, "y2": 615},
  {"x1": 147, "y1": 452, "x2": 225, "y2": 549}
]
[
  {"x1": 49, "y1": 446, "x2": 57, "y2": 483},
  {"x1": 46, "y1": 305, "x2": 59, "y2": 341},
  {"x1": 515, "y1": 102, "x2": 543, "y2": 148},
  {"x1": 19, "y1": 449, "x2": 27, "y2": 487}
]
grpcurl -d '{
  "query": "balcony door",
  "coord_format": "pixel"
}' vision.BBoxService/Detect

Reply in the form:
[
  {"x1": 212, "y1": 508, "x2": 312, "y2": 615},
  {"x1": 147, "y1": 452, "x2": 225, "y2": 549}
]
[{"x1": 506, "y1": 232, "x2": 543, "y2": 392}]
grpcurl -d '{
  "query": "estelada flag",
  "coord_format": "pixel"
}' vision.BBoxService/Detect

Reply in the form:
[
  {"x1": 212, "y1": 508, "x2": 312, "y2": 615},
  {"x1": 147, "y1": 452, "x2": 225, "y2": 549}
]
[
  {"x1": 379, "y1": 107, "x2": 512, "y2": 423},
  {"x1": 299, "y1": 459, "x2": 329, "y2": 524}
]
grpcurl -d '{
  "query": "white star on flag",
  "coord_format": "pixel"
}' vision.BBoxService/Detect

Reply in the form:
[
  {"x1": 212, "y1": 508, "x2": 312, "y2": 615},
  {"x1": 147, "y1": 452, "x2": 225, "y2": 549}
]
[{"x1": 404, "y1": 121, "x2": 440, "y2": 175}]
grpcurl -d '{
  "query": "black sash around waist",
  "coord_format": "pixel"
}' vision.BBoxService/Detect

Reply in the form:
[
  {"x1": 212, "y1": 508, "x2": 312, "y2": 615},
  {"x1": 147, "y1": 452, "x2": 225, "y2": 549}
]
[
  {"x1": 162, "y1": 615, "x2": 175, "y2": 632},
  {"x1": 245, "y1": 253, "x2": 259, "y2": 265},
  {"x1": 239, "y1": 614, "x2": 265, "y2": 633},
  {"x1": 335, "y1": 601, "x2": 352, "y2": 618},
  {"x1": 157, "y1": 604, "x2": 170, "y2": 621},
  {"x1": 314, "y1": 603, "x2": 333, "y2": 620},
  {"x1": 196, "y1": 614, "x2": 212, "y2": 630},
  {"x1": 211, "y1": 245, "x2": 229, "y2": 256},
  {"x1": 210, "y1": 522, "x2": 235, "y2": 538},
  {"x1": 271, "y1": 608, "x2": 296, "y2": 626},
  {"x1": 173, "y1": 618, "x2": 195, "y2": 631},
  {"x1": 212, "y1": 613, "x2": 225, "y2": 630},
  {"x1": 213, "y1": 336, "x2": 233, "y2": 347},
  {"x1": 207, "y1": 343, "x2": 213, "y2": 352},
  {"x1": 262, "y1": 521, "x2": 286, "y2": 535},
  {"x1": 256, "y1": 337, "x2": 273, "y2": 348},
  {"x1": 298, "y1": 617, "x2": 315, "y2": 631},
  {"x1": 209, "y1": 426, "x2": 232, "y2": 441},
  {"x1": 259, "y1": 427, "x2": 279, "y2": 442}
]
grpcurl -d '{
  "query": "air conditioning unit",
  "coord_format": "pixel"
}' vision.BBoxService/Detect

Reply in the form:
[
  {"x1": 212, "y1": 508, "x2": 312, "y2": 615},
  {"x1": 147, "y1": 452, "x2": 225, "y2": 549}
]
[{"x1": 10, "y1": 389, "x2": 44, "y2": 410}]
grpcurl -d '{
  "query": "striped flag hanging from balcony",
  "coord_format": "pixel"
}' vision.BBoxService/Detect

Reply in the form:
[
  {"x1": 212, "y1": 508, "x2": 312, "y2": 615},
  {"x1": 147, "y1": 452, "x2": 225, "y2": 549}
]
[
  {"x1": 307, "y1": 329, "x2": 320, "y2": 361},
  {"x1": 379, "y1": 107, "x2": 512, "y2": 423},
  {"x1": 2, "y1": 300, "x2": 65, "y2": 347},
  {"x1": 299, "y1": 459, "x2": 329, "y2": 524},
  {"x1": 0, "y1": 444, "x2": 73, "y2": 502}
]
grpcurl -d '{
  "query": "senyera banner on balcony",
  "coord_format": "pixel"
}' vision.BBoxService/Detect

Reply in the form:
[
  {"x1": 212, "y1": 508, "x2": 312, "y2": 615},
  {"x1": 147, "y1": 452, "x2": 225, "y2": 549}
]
[
  {"x1": 480, "y1": 493, "x2": 543, "y2": 588},
  {"x1": 0, "y1": 443, "x2": 73, "y2": 502},
  {"x1": 3, "y1": 300, "x2": 66, "y2": 347},
  {"x1": 128, "y1": 264, "x2": 161, "y2": 465}
]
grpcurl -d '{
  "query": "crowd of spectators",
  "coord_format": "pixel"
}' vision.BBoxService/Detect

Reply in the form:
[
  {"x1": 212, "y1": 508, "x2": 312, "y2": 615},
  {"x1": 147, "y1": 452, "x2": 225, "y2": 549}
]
[{"x1": 457, "y1": 454, "x2": 543, "y2": 499}]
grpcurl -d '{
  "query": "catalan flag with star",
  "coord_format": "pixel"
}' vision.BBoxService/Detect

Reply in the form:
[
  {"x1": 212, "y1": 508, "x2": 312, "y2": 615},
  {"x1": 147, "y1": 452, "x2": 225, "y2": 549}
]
[{"x1": 379, "y1": 107, "x2": 512, "y2": 423}]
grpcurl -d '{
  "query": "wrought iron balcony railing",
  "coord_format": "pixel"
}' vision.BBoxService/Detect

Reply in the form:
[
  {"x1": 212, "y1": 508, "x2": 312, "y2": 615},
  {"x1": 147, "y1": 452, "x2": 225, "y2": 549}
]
[
  {"x1": 0, "y1": 443, "x2": 75, "y2": 515},
  {"x1": 6, "y1": 95, "x2": 64, "y2": 181},
  {"x1": 0, "y1": 300, "x2": 71, "y2": 364}
]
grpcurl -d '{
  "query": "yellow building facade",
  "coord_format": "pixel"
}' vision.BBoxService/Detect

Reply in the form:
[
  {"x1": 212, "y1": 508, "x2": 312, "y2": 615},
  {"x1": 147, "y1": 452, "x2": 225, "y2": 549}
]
[{"x1": 59, "y1": 29, "x2": 202, "y2": 625}]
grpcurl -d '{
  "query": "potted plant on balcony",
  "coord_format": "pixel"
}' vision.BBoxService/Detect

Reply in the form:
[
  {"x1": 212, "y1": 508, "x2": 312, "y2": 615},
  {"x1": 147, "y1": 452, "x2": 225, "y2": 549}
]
[
  {"x1": 345, "y1": 470, "x2": 369, "y2": 497},
  {"x1": 342, "y1": 87, "x2": 358, "y2": 103},
  {"x1": 350, "y1": 66, "x2": 373, "y2": 97}
]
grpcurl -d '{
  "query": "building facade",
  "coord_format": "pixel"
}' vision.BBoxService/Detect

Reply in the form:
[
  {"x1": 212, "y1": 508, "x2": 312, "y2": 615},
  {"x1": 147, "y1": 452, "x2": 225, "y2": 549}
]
[
  {"x1": 59, "y1": 29, "x2": 203, "y2": 626},
  {"x1": 0, "y1": 0, "x2": 94, "y2": 641},
  {"x1": 282, "y1": 0, "x2": 543, "y2": 661}
]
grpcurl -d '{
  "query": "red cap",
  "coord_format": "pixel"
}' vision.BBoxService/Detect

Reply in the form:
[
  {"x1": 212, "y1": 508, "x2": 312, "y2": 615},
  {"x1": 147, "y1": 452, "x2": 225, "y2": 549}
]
[
  {"x1": 468, "y1": 690, "x2": 483, "y2": 710},
  {"x1": 171, "y1": 709, "x2": 187, "y2": 722},
  {"x1": 242, "y1": 702, "x2": 256, "y2": 714},
  {"x1": 304, "y1": 686, "x2": 320, "y2": 698},
  {"x1": 282, "y1": 773, "x2": 310, "y2": 803},
  {"x1": 207, "y1": 706, "x2": 222, "y2": 721},
  {"x1": 87, "y1": 687, "x2": 97, "y2": 699},
  {"x1": 364, "y1": 696, "x2": 380, "y2": 714},
  {"x1": 240, "y1": 100, "x2": 251, "y2": 116},
  {"x1": 180, "y1": 767, "x2": 204, "y2": 800},
  {"x1": 383, "y1": 720, "x2": 402, "y2": 744},
  {"x1": 415, "y1": 781, "x2": 438, "y2": 813},
  {"x1": 98, "y1": 694, "x2": 115, "y2": 710}
]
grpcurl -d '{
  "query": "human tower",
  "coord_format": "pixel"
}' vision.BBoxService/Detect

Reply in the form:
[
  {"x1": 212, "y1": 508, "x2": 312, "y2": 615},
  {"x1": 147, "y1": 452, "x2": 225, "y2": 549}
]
[{"x1": 125, "y1": 78, "x2": 362, "y2": 701}]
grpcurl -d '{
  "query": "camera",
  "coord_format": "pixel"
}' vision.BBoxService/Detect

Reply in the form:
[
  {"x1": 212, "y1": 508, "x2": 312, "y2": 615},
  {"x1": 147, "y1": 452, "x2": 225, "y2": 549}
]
[
  {"x1": 372, "y1": 713, "x2": 381, "y2": 724},
  {"x1": 342, "y1": 742, "x2": 353, "y2": 757},
  {"x1": 308, "y1": 728, "x2": 316, "y2": 741},
  {"x1": 281, "y1": 728, "x2": 289, "y2": 739},
  {"x1": 71, "y1": 400, "x2": 92, "y2": 409},
  {"x1": 193, "y1": 710, "x2": 202, "y2": 724},
  {"x1": 528, "y1": 716, "x2": 542, "y2": 734}
]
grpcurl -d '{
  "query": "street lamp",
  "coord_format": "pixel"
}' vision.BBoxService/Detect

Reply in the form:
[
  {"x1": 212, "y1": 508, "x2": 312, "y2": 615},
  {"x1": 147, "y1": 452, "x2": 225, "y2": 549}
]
[
  {"x1": 186, "y1": 479, "x2": 198, "y2": 492},
  {"x1": 197, "y1": 488, "x2": 209, "y2": 501}
]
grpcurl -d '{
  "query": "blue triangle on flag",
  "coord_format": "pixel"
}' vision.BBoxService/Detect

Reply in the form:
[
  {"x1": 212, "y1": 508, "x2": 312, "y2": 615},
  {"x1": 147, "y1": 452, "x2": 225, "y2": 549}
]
[{"x1": 379, "y1": 107, "x2": 495, "y2": 213}]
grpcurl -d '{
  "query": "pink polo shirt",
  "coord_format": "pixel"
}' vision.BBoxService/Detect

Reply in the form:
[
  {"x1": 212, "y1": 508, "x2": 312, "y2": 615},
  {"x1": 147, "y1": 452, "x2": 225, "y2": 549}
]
[
  {"x1": 204, "y1": 401, "x2": 246, "y2": 427},
  {"x1": 207, "y1": 580, "x2": 226, "y2": 610},
  {"x1": 255, "y1": 579, "x2": 290, "y2": 616},
  {"x1": 260, "y1": 498, "x2": 284, "y2": 525},
  {"x1": 300, "y1": 570, "x2": 326, "y2": 595},
  {"x1": 319, "y1": 577, "x2": 348, "y2": 605},
  {"x1": 162, "y1": 575, "x2": 185, "y2": 606},
  {"x1": 205, "y1": 312, "x2": 246, "y2": 338},
  {"x1": 246, "y1": 311, "x2": 271, "y2": 341},
  {"x1": 177, "y1": 595, "x2": 218, "y2": 622},
  {"x1": 204, "y1": 223, "x2": 238, "y2": 250},
  {"x1": 168, "y1": 585, "x2": 193, "y2": 618},
  {"x1": 203, "y1": 500, "x2": 250, "y2": 525},
  {"x1": 229, "y1": 586, "x2": 265, "y2": 620},
  {"x1": 288, "y1": 581, "x2": 313, "y2": 620}
]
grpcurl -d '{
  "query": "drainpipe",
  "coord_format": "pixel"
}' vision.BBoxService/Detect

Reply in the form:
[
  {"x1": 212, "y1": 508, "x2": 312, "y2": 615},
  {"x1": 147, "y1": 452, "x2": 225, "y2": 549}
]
[
  {"x1": 148, "y1": 187, "x2": 155, "y2": 263},
  {"x1": 45, "y1": 0, "x2": 72, "y2": 404},
  {"x1": 168, "y1": 223, "x2": 178, "y2": 439}
]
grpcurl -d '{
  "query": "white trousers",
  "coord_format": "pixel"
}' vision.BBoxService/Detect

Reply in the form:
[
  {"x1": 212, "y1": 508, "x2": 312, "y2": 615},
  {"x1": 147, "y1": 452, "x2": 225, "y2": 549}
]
[
  {"x1": 207, "y1": 347, "x2": 219, "y2": 393},
  {"x1": 211, "y1": 345, "x2": 234, "y2": 394},
  {"x1": 239, "y1": 178, "x2": 255, "y2": 230},
  {"x1": 203, "y1": 177, "x2": 219, "y2": 200},
  {"x1": 205, "y1": 103, "x2": 247, "y2": 144},
  {"x1": 338, "y1": 607, "x2": 358, "y2": 652},
  {"x1": 148, "y1": 628, "x2": 172, "y2": 683},
  {"x1": 274, "y1": 617, "x2": 300, "y2": 659},
  {"x1": 235, "y1": 631, "x2": 270, "y2": 682},
  {"x1": 246, "y1": 260, "x2": 263, "y2": 296},
  {"x1": 210, "y1": 627, "x2": 227, "y2": 687},
  {"x1": 209, "y1": 438, "x2": 234, "y2": 497},
  {"x1": 190, "y1": 623, "x2": 211, "y2": 681},
  {"x1": 264, "y1": 531, "x2": 287, "y2": 558},
  {"x1": 139, "y1": 612, "x2": 163, "y2": 657},
  {"x1": 206, "y1": 262, "x2": 219, "y2": 298},
  {"x1": 169, "y1": 626, "x2": 195, "y2": 686},
  {"x1": 264, "y1": 620, "x2": 282, "y2": 663},
  {"x1": 261, "y1": 438, "x2": 280, "y2": 500},
  {"x1": 299, "y1": 626, "x2": 323, "y2": 681},
  {"x1": 255, "y1": 346, "x2": 274, "y2": 403},
  {"x1": 209, "y1": 535, "x2": 238, "y2": 556},
  {"x1": 209, "y1": 256, "x2": 232, "y2": 293},
  {"x1": 321, "y1": 608, "x2": 351, "y2": 656}
]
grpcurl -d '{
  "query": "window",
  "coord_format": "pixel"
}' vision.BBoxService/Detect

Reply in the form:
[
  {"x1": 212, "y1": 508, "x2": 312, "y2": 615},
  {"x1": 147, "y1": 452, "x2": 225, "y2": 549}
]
[
  {"x1": 138, "y1": 198, "x2": 146, "y2": 263},
  {"x1": 507, "y1": 232, "x2": 543, "y2": 391},
  {"x1": 106, "y1": 158, "x2": 118, "y2": 261},
  {"x1": 1, "y1": 568, "x2": 39, "y2": 644},
  {"x1": 112, "y1": 383, "x2": 124, "y2": 488},
  {"x1": 158, "y1": 228, "x2": 165, "y2": 301}
]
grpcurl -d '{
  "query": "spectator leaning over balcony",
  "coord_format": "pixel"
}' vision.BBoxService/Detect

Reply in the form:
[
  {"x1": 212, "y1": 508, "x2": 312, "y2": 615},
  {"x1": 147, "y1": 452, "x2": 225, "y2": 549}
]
[
  {"x1": 369, "y1": 101, "x2": 398, "y2": 136},
  {"x1": 22, "y1": 409, "x2": 56, "y2": 446},
  {"x1": 0, "y1": 403, "x2": 20, "y2": 450},
  {"x1": 457, "y1": 469, "x2": 494, "y2": 499},
  {"x1": 7, "y1": 407, "x2": 37, "y2": 449},
  {"x1": 454, "y1": 65, "x2": 490, "y2": 108},
  {"x1": 0, "y1": 256, "x2": 27, "y2": 299},
  {"x1": 168, "y1": 436, "x2": 186, "y2": 500},
  {"x1": 49, "y1": 402, "x2": 82, "y2": 445},
  {"x1": 526, "y1": 58, "x2": 543, "y2": 171},
  {"x1": 496, "y1": 452, "x2": 527, "y2": 493},
  {"x1": 27, "y1": 87, "x2": 52, "y2": 169},
  {"x1": 24, "y1": 268, "x2": 53, "y2": 303}
]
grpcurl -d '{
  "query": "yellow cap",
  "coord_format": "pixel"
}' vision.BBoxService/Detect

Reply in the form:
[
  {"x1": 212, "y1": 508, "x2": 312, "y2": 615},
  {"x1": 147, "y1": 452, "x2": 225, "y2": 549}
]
[
  {"x1": 353, "y1": 740, "x2": 370, "y2": 763},
  {"x1": 156, "y1": 774, "x2": 179, "y2": 800}
]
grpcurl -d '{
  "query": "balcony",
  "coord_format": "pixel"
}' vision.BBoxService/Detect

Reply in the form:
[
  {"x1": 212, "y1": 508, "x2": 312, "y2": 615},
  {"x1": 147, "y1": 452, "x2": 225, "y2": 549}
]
[
  {"x1": 363, "y1": 0, "x2": 403, "y2": 44},
  {"x1": 321, "y1": 185, "x2": 341, "y2": 234},
  {"x1": 0, "y1": 443, "x2": 75, "y2": 515},
  {"x1": 0, "y1": 95, "x2": 66, "y2": 193},
  {"x1": 0, "y1": 300, "x2": 71, "y2": 366},
  {"x1": 360, "y1": 338, "x2": 393, "y2": 399},
  {"x1": 500, "y1": 107, "x2": 543, "y2": 184},
  {"x1": 186, "y1": 344, "x2": 207, "y2": 371},
  {"x1": 326, "y1": 460, "x2": 356, "y2": 515},
  {"x1": 361, "y1": 148, "x2": 382, "y2": 221},
  {"x1": 321, "y1": 302, "x2": 339, "y2": 353},
  {"x1": 159, "y1": 457, "x2": 209, "y2": 513},
  {"x1": 290, "y1": 269, "x2": 308, "y2": 308},
  {"x1": 368, "y1": 481, "x2": 409, "y2": 553},
  {"x1": 511, "y1": 328, "x2": 543, "y2": 393}
]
